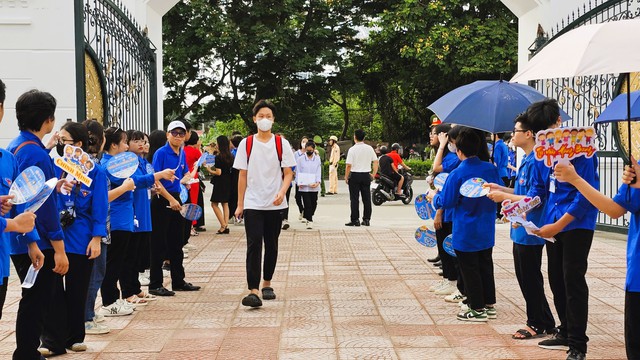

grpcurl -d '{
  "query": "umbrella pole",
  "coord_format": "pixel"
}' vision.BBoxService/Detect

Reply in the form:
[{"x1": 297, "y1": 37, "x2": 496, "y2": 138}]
[{"x1": 627, "y1": 73, "x2": 636, "y2": 184}]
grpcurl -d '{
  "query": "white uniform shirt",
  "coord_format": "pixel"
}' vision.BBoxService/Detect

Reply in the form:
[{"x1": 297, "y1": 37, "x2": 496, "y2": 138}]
[
  {"x1": 233, "y1": 135, "x2": 296, "y2": 210},
  {"x1": 346, "y1": 142, "x2": 377, "y2": 173}
]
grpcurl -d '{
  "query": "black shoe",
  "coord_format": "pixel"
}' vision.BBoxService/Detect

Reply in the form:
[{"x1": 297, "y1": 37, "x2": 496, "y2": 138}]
[
  {"x1": 149, "y1": 287, "x2": 175, "y2": 296},
  {"x1": 427, "y1": 255, "x2": 440, "y2": 263},
  {"x1": 437, "y1": 271, "x2": 443, "y2": 276},
  {"x1": 433, "y1": 261, "x2": 442, "y2": 267},
  {"x1": 173, "y1": 282, "x2": 201, "y2": 291},
  {"x1": 345, "y1": 221, "x2": 360, "y2": 227},
  {"x1": 242, "y1": 293, "x2": 262, "y2": 308},
  {"x1": 326, "y1": 192, "x2": 334, "y2": 195},
  {"x1": 261, "y1": 287, "x2": 276, "y2": 300},
  {"x1": 566, "y1": 349, "x2": 586, "y2": 360},
  {"x1": 538, "y1": 331, "x2": 569, "y2": 350},
  {"x1": 362, "y1": 219, "x2": 370, "y2": 226},
  {"x1": 194, "y1": 226, "x2": 206, "y2": 232}
]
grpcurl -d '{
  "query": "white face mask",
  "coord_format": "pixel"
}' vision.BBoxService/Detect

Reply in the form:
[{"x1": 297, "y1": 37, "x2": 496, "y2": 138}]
[
  {"x1": 256, "y1": 118, "x2": 273, "y2": 131},
  {"x1": 447, "y1": 143, "x2": 457, "y2": 153}
]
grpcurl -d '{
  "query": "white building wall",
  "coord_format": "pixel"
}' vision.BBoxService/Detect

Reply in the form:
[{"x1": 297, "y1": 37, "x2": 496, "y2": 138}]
[{"x1": 0, "y1": 0, "x2": 177, "y2": 147}]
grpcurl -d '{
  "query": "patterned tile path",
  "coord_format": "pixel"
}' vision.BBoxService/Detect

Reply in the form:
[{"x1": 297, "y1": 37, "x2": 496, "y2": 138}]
[{"x1": 0, "y1": 182, "x2": 629, "y2": 359}]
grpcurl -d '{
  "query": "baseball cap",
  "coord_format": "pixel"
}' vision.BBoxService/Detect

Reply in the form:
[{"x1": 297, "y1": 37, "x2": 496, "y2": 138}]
[
  {"x1": 430, "y1": 115, "x2": 442, "y2": 126},
  {"x1": 329, "y1": 135, "x2": 338, "y2": 141},
  {"x1": 167, "y1": 120, "x2": 186, "y2": 132}
]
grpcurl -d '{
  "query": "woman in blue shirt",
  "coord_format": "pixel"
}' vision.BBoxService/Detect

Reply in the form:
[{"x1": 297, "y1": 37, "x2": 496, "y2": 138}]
[{"x1": 39, "y1": 121, "x2": 108, "y2": 355}]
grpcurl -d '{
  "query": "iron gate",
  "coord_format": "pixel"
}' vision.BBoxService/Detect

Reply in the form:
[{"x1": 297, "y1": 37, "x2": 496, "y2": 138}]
[
  {"x1": 74, "y1": 0, "x2": 157, "y2": 133},
  {"x1": 530, "y1": 0, "x2": 639, "y2": 233}
]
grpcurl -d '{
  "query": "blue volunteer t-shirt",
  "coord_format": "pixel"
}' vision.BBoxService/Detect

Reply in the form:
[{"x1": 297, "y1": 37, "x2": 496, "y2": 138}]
[
  {"x1": 153, "y1": 143, "x2": 187, "y2": 194},
  {"x1": 440, "y1": 151, "x2": 461, "y2": 223},
  {"x1": 493, "y1": 139, "x2": 509, "y2": 178},
  {"x1": 0, "y1": 149, "x2": 19, "y2": 284},
  {"x1": 511, "y1": 152, "x2": 546, "y2": 246},
  {"x1": 613, "y1": 184, "x2": 640, "y2": 292}
]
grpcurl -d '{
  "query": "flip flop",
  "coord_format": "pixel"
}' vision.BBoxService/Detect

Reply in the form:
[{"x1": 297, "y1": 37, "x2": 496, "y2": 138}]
[
  {"x1": 512, "y1": 327, "x2": 546, "y2": 340},
  {"x1": 261, "y1": 287, "x2": 276, "y2": 300},
  {"x1": 242, "y1": 293, "x2": 262, "y2": 308}
]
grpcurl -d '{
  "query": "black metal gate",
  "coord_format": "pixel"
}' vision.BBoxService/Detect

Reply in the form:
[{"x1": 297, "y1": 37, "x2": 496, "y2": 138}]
[
  {"x1": 530, "y1": 0, "x2": 639, "y2": 233},
  {"x1": 74, "y1": 0, "x2": 157, "y2": 133}
]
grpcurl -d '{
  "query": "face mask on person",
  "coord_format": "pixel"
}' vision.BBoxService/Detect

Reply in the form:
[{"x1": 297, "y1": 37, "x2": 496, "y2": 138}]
[
  {"x1": 306, "y1": 150, "x2": 314, "y2": 156},
  {"x1": 447, "y1": 143, "x2": 456, "y2": 153},
  {"x1": 56, "y1": 143, "x2": 66, "y2": 157},
  {"x1": 256, "y1": 118, "x2": 273, "y2": 131}
]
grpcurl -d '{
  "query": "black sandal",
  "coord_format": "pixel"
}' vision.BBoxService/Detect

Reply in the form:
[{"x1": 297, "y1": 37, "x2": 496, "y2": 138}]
[
  {"x1": 512, "y1": 325, "x2": 546, "y2": 340},
  {"x1": 261, "y1": 287, "x2": 276, "y2": 300},
  {"x1": 241, "y1": 293, "x2": 262, "y2": 307}
]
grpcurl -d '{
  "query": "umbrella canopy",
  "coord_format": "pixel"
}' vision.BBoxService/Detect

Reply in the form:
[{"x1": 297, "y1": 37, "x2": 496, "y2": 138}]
[
  {"x1": 427, "y1": 80, "x2": 571, "y2": 134},
  {"x1": 511, "y1": 19, "x2": 640, "y2": 82},
  {"x1": 595, "y1": 90, "x2": 640, "y2": 124}
]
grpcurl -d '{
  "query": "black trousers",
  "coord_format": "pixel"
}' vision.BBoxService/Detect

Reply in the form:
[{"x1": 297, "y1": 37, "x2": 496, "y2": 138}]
[
  {"x1": 281, "y1": 186, "x2": 292, "y2": 221},
  {"x1": 196, "y1": 183, "x2": 205, "y2": 227},
  {"x1": 244, "y1": 209, "x2": 281, "y2": 290},
  {"x1": 513, "y1": 243, "x2": 555, "y2": 331},
  {"x1": 295, "y1": 187, "x2": 304, "y2": 214},
  {"x1": 435, "y1": 222, "x2": 457, "y2": 281},
  {"x1": 496, "y1": 176, "x2": 511, "y2": 218},
  {"x1": 137, "y1": 231, "x2": 151, "y2": 273},
  {"x1": 41, "y1": 253, "x2": 93, "y2": 353},
  {"x1": 101, "y1": 230, "x2": 131, "y2": 306},
  {"x1": 301, "y1": 191, "x2": 318, "y2": 222},
  {"x1": 626, "y1": 291, "x2": 640, "y2": 360},
  {"x1": 11, "y1": 248, "x2": 55, "y2": 360},
  {"x1": 149, "y1": 193, "x2": 186, "y2": 289},
  {"x1": 348, "y1": 172, "x2": 372, "y2": 222},
  {"x1": 228, "y1": 168, "x2": 239, "y2": 221},
  {"x1": 546, "y1": 229, "x2": 593, "y2": 354},
  {"x1": 0, "y1": 276, "x2": 7, "y2": 320},
  {"x1": 121, "y1": 232, "x2": 144, "y2": 299},
  {"x1": 456, "y1": 248, "x2": 496, "y2": 310}
]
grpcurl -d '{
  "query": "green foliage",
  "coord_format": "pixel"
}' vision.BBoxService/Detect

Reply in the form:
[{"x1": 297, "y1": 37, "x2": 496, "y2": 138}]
[
  {"x1": 321, "y1": 158, "x2": 432, "y2": 179},
  {"x1": 201, "y1": 116, "x2": 250, "y2": 145}
]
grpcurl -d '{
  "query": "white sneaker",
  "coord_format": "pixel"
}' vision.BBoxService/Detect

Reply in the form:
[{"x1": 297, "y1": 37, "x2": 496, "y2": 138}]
[
  {"x1": 85, "y1": 320, "x2": 110, "y2": 335},
  {"x1": 234, "y1": 218, "x2": 244, "y2": 226},
  {"x1": 428, "y1": 279, "x2": 448, "y2": 292},
  {"x1": 93, "y1": 314, "x2": 105, "y2": 323},
  {"x1": 460, "y1": 302, "x2": 469, "y2": 311},
  {"x1": 182, "y1": 246, "x2": 190, "y2": 253},
  {"x1": 444, "y1": 290, "x2": 467, "y2": 303},
  {"x1": 282, "y1": 219, "x2": 290, "y2": 230},
  {"x1": 183, "y1": 251, "x2": 189, "y2": 258},
  {"x1": 299, "y1": 213, "x2": 304, "y2": 222},
  {"x1": 306, "y1": 221, "x2": 313, "y2": 229},
  {"x1": 184, "y1": 243, "x2": 197, "y2": 250},
  {"x1": 68, "y1": 343, "x2": 87, "y2": 352},
  {"x1": 98, "y1": 301, "x2": 133, "y2": 317},
  {"x1": 115, "y1": 298, "x2": 137, "y2": 311},
  {"x1": 435, "y1": 281, "x2": 457, "y2": 295},
  {"x1": 139, "y1": 273, "x2": 150, "y2": 286}
]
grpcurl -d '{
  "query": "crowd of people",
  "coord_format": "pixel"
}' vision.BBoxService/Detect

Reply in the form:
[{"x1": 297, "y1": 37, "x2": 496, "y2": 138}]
[{"x1": 1, "y1": 79, "x2": 637, "y2": 360}]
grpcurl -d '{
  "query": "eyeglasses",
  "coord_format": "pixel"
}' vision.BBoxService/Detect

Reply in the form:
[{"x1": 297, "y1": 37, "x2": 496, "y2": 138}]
[
  {"x1": 513, "y1": 129, "x2": 529, "y2": 133},
  {"x1": 58, "y1": 138, "x2": 75, "y2": 144},
  {"x1": 169, "y1": 130, "x2": 186, "y2": 138}
]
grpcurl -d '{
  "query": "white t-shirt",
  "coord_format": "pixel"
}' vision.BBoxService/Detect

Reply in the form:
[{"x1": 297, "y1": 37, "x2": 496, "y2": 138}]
[
  {"x1": 233, "y1": 135, "x2": 296, "y2": 210},
  {"x1": 346, "y1": 142, "x2": 377, "y2": 172}
]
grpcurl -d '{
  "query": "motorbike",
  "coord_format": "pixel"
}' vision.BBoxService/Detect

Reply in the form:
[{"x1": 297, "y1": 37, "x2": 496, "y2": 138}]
[{"x1": 371, "y1": 168, "x2": 413, "y2": 206}]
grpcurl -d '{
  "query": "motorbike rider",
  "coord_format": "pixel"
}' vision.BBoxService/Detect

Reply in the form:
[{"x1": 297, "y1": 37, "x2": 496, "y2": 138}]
[
  {"x1": 388, "y1": 143, "x2": 412, "y2": 173},
  {"x1": 378, "y1": 146, "x2": 406, "y2": 199}
]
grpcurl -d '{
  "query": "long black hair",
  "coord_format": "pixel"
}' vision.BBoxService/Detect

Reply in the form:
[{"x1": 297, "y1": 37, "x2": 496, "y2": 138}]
[
  {"x1": 61, "y1": 122, "x2": 89, "y2": 152},
  {"x1": 147, "y1": 129, "x2": 166, "y2": 162},
  {"x1": 216, "y1": 135, "x2": 233, "y2": 167},
  {"x1": 83, "y1": 119, "x2": 104, "y2": 155}
]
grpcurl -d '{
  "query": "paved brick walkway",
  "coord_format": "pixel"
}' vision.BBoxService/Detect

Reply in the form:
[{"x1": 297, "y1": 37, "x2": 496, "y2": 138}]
[{"x1": 0, "y1": 182, "x2": 629, "y2": 359}]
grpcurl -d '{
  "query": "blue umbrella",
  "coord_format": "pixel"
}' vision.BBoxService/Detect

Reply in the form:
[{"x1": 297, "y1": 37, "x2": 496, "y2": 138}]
[{"x1": 427, "y1": 80, "x2": 571, "y2": 134}]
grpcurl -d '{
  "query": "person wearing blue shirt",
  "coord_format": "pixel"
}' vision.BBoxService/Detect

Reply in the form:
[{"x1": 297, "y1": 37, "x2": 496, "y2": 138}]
[
  {"x1": 149, "y1": 120, "x2": 201, "y2": 296},
  {"x1": 7, "y1": 90, "x2": 70, "y2": 360},
  {"x1": 429, "y1": 127, "x2": 501, "y2": 322},
  {"x1": 525, "y1": 99, "x2": 599, "y2": 360},
  {"x1": 38, "y1": 122, "x2": 108, "y2": 356},
  {"x1": 295, "y1": 140, "x2": 322, "y2": 229},
  {"x1": 0, "y1": 80, "x2": 38, "y2": 321},
  {"x1": 487, "y1": 113, "x2": 556, "y2": 340},
  {"x1": 493, "y1": 133, "x2": 510, "y2": 219}
]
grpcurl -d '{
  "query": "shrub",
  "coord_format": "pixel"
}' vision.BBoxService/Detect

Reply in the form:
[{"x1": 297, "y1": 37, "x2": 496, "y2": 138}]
[{"x1": 321, "y1": 159, "x2": 432, "y2": 179}]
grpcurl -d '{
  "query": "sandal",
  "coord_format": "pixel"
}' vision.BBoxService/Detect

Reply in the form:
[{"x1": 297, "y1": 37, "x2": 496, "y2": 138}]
[
  {"x1": 512, "y1": 325, "x2": 546, "y2": 340},
  {"x1": 241, "y1": 293, "x2": 262, "y2": 308},
  {"x1": 261, "y1": 287, "x2": 276, "y2": 300},
  {"x1": 137, "y1": 291, "x2": 157, "y2": 301},
  {"x1": 190, "y1": 228, "x2": 199, "y2": 236},
  {"x1": 126, "y1": 295, "x2": 149, "y2": 306}
]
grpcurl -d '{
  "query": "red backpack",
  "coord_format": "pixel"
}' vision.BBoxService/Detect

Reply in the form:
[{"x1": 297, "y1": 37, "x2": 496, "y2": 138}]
[{"x1": 245, "y1": 134, "x2": 283, "y2": 164}]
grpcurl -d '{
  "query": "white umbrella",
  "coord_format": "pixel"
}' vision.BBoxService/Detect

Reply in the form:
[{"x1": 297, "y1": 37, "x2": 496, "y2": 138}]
[{"x1": 511, "y1": 19, "x2": 640, "y2": 82}]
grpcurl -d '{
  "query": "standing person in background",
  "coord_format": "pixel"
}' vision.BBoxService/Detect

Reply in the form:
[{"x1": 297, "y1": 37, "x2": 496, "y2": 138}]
[
  {"x1": 296, "y1": 140, "x2": 322, "y2": 229},
  {"x1": 507, "y1": 135, "x2": 517, "y2": 188},
  {"x1": 229, "y1": 135, "x2": 243, "y2": 226},
  {"x1": 293, "y1": 137, "x2": 308, "y2": 222},
  {"x1": 8, "y1": 89, "x2": 69, "y2": 360},
  {"x1": 234, "y1": 100, "x2": 295, "y2": 308},
  {"x1": 314, "y1": 136, "x2": 326, "y2": 197},
  {"x1": 209, "y1": 136, "x2": 233, "y2": 234},
  {"x1": 327, "y1": 135, "x2": 340, "y2": 195},
  {"x1": 344, "y1": 129, "x2": 378, "y2": 227},
  {"x1": 493, "y1": 133, "x2": 509, "y2": 220},
  {"x1": 183, "y1": 132, "x2": 203, "y2": 236}
]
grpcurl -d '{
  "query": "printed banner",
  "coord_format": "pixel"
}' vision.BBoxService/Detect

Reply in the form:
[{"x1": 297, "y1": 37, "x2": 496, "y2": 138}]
[
  {"x1": 500, "y1": 196, "x2": 542, "y2": 221},
  {"x1": 534, "y1": 126, "x2": 597, "y2": 167},
  {"x1": 105, "y1": 151, "x2": 138, "y2": 179},
  {"x1": 55, "y1": 145, "x2": 94, "y2": 187}
]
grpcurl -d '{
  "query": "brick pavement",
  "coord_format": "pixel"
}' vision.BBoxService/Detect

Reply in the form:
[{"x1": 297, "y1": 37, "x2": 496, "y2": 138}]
[{"x1": 0, "y1": 181, "x2": 629, "y2": 359}]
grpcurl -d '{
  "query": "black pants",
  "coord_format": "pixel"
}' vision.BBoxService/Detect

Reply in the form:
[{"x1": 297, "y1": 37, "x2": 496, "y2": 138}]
[
  {"x1": 121, "y1": 232, "x2": 144, "y2": 299},
  {"x1": 513, "y1": 243, "x2": 555, "y2": 331},
  {"x1": 281, "y1": 186, "x2": 292, "y2": 221},
  {"x1": 436, "y1": 222, "x2": 457, "y2": 281},
  {"x1": 348, "y1": 172, "x2": 372, "y2": 222},
  {"x1": 101, "y1": 230, "x2": 131, "y2": 306},
  {"x1": 11, "y1": 249, "x2": 55, "y2": 360},
  {"x1": 196, "y1": 183, "x2": 205, "y2": 227},
  {"x1": 496, "y1": 176, "x2": 511, "y2": 218},
  {"x1": 228, "y1": 168, "x2": 239, "y2": 221},
  {"x1": 137, "y1": 231, "x2": 151, "y2": 273},
  {"x1": 0, "y1": 276, "x2": 7, "y2": 320},
  {"x1": 301, "y1": 192, "x2": 318, "y2": 222},
  {"x1": 626, "y1": 291, "x2": 640, "y2": 360},
  {"x1": 244, "y1": 209, "x2": 281, "y2": 290},
  {"x1": 456, "y1": 248, "x2": 496, "y2": 310},
  {"x1": 41, "y1": 253, "x2": 93, "y2": 353},
  {"x1": 546, "y1": 229, "x2": 593, "y2": 354},
  {"x1": 295, "y1": 187, "x2": 304, "y2": 214},
  {"x1": 149, "y1": 193, "x2": 186, "y2": 289}
]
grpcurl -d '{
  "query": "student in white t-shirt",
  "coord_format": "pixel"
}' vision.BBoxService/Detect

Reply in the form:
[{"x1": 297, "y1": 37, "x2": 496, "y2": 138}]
[{"x1": 233, "y1": 100, "x2": 295, "y2": 308}]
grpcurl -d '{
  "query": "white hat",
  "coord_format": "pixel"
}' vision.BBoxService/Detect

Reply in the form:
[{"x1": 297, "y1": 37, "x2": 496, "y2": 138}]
[
  {"x1": 167, "y1": 120, "x2": 186, "y2": 132},
  {"x1": 329, "y1": 135, "x2": 338, "y2": 141}
]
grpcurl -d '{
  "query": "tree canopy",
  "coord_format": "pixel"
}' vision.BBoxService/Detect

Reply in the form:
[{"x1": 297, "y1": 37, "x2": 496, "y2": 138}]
[{"x1": 163, "y1": 0, "x2": 517, "y2": 144}]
